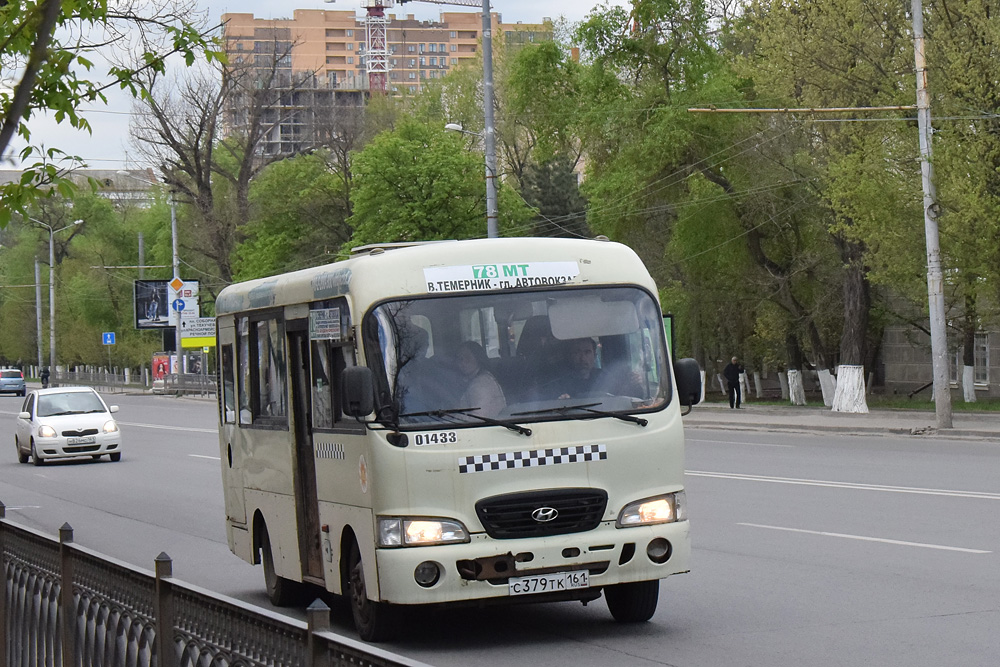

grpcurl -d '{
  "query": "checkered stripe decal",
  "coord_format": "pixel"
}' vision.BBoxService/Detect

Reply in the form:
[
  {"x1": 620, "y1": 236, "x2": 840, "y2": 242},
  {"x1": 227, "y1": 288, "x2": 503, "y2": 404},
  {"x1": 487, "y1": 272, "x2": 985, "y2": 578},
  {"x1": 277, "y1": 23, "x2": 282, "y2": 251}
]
[
  {"x1": 458, "y1": 444, "x2": 607, "y2": 474},
  {"x1": 315, "y1": 442, "x2": 346, "y2": 460}
]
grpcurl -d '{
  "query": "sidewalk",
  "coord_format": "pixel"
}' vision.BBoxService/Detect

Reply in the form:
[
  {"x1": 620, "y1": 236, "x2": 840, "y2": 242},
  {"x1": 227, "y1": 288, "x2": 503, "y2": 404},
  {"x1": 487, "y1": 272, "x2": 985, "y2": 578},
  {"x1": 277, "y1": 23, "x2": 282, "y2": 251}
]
[{"x1": 683, "y1": 402, "x2": 1000, "y2": 440}]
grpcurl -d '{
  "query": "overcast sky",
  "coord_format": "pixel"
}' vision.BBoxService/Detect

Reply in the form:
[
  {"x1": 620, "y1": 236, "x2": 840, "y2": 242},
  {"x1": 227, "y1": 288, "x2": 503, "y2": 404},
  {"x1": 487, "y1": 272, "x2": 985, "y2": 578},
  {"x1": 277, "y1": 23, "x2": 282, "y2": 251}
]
[{"x1": 10, "y1": 0, "x2": 627, "y2": 171}]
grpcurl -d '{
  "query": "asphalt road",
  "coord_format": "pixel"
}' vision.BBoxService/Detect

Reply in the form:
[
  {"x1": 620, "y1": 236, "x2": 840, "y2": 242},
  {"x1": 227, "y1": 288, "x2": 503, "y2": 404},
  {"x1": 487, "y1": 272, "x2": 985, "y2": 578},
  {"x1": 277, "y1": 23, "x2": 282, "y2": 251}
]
[{"x1": 2, "y1": 393, "x2": 998, "y2": 666}]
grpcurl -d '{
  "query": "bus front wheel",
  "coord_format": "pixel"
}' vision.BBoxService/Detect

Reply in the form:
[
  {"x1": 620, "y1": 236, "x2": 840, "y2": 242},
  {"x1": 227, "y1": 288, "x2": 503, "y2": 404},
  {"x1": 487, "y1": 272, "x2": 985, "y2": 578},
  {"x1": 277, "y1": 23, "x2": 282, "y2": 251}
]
[
  {"x1": 260, "y1": 525, "x2": 301, "y2": 606},
  {"x1": 605, "y1": 580, "x2": 660, "y2": 622},
  {"x1": 348, "y1": 542, "x2": 396, "y2": 642}
]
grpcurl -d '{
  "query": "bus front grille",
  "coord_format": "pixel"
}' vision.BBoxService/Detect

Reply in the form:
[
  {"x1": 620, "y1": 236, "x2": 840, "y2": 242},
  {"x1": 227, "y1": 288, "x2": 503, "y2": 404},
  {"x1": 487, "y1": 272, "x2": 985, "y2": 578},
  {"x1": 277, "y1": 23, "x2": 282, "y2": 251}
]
[{"x1": 475, "y1": 489, "x2": 608, "y2": 539}]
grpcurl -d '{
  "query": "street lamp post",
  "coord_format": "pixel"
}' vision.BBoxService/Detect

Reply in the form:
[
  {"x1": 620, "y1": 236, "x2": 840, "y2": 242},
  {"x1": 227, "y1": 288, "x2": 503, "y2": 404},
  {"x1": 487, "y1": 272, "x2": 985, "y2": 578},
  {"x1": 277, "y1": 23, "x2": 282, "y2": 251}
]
[
  {"x1": 29, "y1": 217, "x2": 83, "y2": 375},
  {"x1": 117, "y1": 170, "x2": 182, "y2": 367},
  {"x1": 445, "y1": 122, "x2": 498, "y2": 238},
  {"x1": 480, "y1": 0, "x2": 498, "y2": 239}
]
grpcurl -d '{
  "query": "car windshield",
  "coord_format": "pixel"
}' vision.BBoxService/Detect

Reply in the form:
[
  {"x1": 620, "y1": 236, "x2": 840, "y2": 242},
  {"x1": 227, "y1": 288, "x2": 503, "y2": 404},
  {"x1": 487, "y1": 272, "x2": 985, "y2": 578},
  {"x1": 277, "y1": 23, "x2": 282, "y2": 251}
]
[
  {"x1": 364, "y1": 286, "x2": 672, "y2": 428},
  {"x1": 37, "y1": 391, "x2": 106, "y2": 417}
]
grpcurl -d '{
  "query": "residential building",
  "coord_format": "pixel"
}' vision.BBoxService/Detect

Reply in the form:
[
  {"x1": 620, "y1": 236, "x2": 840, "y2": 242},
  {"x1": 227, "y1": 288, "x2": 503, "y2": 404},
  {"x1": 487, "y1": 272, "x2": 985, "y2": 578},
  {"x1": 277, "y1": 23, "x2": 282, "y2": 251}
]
[{"x1": 220, "y1": 9, "x2": 551, "y2": 155}]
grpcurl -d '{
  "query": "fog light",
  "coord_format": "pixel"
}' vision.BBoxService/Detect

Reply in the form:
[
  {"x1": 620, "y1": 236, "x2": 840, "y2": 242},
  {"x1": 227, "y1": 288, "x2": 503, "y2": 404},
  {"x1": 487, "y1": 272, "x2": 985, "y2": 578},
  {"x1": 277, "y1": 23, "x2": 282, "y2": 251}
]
[
  {"x1": 414, "y1": 561, "x2": 441, "y2": 587},
  {"x1": 646, "y1": 538, "x2": 672, "y2": 564}
]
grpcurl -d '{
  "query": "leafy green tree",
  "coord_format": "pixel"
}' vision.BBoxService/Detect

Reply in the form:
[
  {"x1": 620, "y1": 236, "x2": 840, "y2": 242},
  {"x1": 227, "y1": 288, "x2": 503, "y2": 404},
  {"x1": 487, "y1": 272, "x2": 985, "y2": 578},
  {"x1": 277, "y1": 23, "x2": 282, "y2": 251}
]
[
  {"x1": 345, "y1": 119, "x2": 532, "y2": 248},
  {"x1": 233, "y1": 152, "x2": 352, "y2": 281},
  {"x1": 0, "y1": 0, "x2": 221, "y2": 227}
]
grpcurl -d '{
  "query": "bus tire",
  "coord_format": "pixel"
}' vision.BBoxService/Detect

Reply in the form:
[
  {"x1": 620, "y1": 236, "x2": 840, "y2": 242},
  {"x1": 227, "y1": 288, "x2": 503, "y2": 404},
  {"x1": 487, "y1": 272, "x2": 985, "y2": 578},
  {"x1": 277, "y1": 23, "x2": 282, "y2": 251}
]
[
  {"x1": 605, "y1": 580, "x2": 659, "y2": 623},
  {"x1": 260, "y1": 524, "x2": 301, "y2": 606},
  {"x1": 348, "y1": 541, "x2": 396, "y2": 642}
]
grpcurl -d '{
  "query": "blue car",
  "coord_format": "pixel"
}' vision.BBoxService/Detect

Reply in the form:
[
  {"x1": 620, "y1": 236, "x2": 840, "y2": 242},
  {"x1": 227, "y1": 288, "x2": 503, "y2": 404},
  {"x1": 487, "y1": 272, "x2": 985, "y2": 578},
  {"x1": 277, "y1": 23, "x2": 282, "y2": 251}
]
[{"x1": 0, "y1": 368, "x2": 26, "y2": 397}]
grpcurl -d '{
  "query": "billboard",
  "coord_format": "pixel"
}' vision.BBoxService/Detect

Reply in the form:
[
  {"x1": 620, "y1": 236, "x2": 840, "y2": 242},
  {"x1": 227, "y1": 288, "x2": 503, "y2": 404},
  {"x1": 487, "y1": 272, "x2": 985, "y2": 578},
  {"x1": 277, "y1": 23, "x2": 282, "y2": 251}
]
[
  {"x1": 135, "y1": 280, "x2": 170, "y2": 330},
  {"x1": 135, "y1": 279, "x2": 200, "y2": 330}
]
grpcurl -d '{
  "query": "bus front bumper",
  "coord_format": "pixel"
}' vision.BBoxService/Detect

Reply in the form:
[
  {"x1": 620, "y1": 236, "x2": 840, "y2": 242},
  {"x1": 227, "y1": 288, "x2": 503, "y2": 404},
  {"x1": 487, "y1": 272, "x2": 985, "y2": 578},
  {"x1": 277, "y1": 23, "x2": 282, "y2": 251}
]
[{"x1": 374, "y1": 520, "x2": 690, "y2": 606}]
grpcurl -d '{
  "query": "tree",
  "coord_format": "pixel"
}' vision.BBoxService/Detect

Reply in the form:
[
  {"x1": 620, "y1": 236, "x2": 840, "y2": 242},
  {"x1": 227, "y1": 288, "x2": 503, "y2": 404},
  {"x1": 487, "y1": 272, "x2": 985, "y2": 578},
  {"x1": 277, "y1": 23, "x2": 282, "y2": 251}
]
[
  {"x1": 233, "y1": 152, "x2": 352, "y2": 281},
  {"x1": 0, "y1": 0, "x2": 220, "y2": 227},
  {"x1": 346, "y1": 119, "x2": 532, "y2": 248}
]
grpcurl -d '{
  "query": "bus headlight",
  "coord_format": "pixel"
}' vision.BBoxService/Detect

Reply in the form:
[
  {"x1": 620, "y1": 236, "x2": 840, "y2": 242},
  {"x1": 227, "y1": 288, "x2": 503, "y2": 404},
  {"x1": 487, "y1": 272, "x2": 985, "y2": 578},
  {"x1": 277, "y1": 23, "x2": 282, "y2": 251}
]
[
  {"x1": 377, "y1": 517, "x2": 470, "y2": 547},
  {"x1": 616, "y1": 491, "x2": 686, "y2": 527}
]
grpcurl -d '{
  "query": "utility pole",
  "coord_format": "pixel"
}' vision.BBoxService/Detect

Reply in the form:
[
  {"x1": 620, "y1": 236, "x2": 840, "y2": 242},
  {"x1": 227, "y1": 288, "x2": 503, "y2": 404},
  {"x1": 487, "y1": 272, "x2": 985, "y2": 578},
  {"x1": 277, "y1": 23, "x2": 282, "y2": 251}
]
[
  {"x1": 911, "y1": 0, "x2": 952, "y2": 428},
  {"x1": 34, "y1": 258, "x2": 43, "y2": 371},
  {"x1": 170, "y1": 193, "x2": 181, "y2": 373},
  {"x1": 481, "y1": 0, "x2": 498, "y2": 238}
]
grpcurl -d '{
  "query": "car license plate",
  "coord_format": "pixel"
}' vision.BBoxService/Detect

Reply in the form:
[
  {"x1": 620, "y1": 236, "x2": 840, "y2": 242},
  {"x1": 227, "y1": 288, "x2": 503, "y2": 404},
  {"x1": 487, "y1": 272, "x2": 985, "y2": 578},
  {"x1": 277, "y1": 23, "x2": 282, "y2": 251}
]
[
  {"x1": 508, "y1": 570, "x2": 589, "y2": 596},
  {"x1": 66, "y1": 436, "x2": 96, "y2": 445}
]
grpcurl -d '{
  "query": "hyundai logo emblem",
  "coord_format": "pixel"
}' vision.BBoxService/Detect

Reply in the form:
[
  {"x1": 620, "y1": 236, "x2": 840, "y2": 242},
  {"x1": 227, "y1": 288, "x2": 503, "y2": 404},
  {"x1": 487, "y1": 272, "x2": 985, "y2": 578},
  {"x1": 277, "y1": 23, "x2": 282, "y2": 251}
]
[{"x1": 531, "y1": 507, "x2": 559, "y2": 523}]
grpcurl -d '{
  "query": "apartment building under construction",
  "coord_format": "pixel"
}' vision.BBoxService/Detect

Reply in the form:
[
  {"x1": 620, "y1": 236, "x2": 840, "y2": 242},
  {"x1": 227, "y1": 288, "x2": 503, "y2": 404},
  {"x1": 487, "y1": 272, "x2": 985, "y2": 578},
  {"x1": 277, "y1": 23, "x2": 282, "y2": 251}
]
[{"x1": 221, "y1": 9, "x2": 552, "y2": 155}]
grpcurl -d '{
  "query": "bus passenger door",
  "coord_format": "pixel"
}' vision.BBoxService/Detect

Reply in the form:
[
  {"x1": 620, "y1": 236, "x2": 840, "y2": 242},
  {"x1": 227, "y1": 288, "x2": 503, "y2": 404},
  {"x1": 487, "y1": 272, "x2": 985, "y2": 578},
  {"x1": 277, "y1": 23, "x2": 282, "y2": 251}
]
[{"x1": 288, "y1": 328, "x2": 324, "y2": 582}]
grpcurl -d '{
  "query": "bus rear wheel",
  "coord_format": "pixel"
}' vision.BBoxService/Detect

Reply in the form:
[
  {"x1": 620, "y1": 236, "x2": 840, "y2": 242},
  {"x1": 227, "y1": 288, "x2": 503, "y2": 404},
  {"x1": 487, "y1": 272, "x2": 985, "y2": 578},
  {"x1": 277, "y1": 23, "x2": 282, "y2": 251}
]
[
  {"x1": 605, "y1": 580, "x2": 660, "y2": 623},
  {"x1": 260, "y1": 524, "x2": 301, "y2": 606},
  {"x1": 348, "y1": 541, "x2": 396, "y2": 642}
]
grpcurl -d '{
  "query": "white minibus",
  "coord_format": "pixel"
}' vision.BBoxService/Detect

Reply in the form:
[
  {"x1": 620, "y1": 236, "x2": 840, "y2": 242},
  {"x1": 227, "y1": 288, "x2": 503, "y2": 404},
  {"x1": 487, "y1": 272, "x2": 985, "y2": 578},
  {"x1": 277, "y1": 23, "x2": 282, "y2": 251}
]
[{"x1": 215, "y1": 237, "x2": 702, "y2": 640}]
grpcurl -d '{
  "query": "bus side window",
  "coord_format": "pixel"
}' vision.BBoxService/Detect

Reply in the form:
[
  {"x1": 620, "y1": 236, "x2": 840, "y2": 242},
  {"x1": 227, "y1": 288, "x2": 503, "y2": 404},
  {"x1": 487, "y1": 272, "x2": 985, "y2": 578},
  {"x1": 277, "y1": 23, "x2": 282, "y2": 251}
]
[
  {"x1": 238, "y1": 318, "x2": 252, "y2": 424},
  {"x1": 221, "y1": 344, "x2": 236, "y2": 424},
  {"x1": 312, "y1": 340, "x2": 356, "y2": 430}
]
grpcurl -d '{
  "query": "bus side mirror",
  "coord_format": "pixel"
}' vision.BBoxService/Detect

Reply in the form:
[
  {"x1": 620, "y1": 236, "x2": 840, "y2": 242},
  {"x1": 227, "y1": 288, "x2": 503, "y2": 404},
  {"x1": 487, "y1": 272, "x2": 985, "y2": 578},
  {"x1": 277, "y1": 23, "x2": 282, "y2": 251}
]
[
  {"x1": 674, "y1": 358, "x2": 702, "y2": 407},
  {"x1": 342, "y1": 366, "x2": 375, "y2": 417}
]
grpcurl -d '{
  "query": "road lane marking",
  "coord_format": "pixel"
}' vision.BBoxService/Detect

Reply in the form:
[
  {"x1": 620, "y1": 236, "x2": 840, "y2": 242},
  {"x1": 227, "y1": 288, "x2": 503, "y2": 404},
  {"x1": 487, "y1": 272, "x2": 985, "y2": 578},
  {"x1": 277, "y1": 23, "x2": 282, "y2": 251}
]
[
  {"x1": 118, "y1": 422, "x2": 217, "y2": 433},
  {"x1": 686, "y1": 470, "x2": 1000, "y2": 501},
  {"x1": 738, "y1": 523, "x2": 991, "y2": 554},
  {"x1": 189, "y1": 454, "x2": 220, "y2": 460},
  {"x1": 687, "y1": 438, "x2": 794, "y2": 448}
]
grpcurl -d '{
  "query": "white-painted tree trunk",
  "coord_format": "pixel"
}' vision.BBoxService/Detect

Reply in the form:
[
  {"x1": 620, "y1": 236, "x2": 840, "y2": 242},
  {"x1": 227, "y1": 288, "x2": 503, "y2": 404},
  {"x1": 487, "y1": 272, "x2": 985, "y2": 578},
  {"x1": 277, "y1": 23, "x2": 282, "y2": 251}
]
[
  {"x1": 962, "y1": 366, "x2": 976, "y2": 403},
  {"x1": 778, "y1": 371, "x2": 789, "y2": 400},
  {"x1": 753, "y1": 371, "x2": 764, "y2": 398},
  {"x1": 739, "y1": 372, "x2": 750, "y2": 404},
  {"x1": 699, "y1": 370, "x2": 706, "y2": 404},
  {"x1": 831, "y1": 364, "x2": 869, "y2": 413},
  {"x1": 818, "y1": 369, "x2": 836, "y2": 407},
  {"x1": 716, "y1": 374, "x2": 726, "y2": 394},
  {"x1": 787, "y1": 370, "x2": 806, "y2": 405}
]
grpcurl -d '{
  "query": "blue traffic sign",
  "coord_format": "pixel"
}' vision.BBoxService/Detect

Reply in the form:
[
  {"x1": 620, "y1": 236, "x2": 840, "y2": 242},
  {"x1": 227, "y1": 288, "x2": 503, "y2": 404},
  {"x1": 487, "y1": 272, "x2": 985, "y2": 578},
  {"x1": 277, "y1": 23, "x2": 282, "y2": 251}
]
[
  {"x1": 102, "y1": 332, "x2": 116, "y2": 345},
  {"x1": 172, "y1": 299, "x2": 185, "y2": 312}
]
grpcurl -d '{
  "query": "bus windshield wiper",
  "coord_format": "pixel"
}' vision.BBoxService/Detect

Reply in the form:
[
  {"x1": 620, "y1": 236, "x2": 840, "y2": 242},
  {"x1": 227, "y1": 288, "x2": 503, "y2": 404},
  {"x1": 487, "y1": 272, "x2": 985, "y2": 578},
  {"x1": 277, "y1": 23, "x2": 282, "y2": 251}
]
[
  {"x1": 512, "y1": 402, "x2": 648, "y2": 427},
  {"x1": 399, "y1": 407, "x2": 532, "y2": 436}
]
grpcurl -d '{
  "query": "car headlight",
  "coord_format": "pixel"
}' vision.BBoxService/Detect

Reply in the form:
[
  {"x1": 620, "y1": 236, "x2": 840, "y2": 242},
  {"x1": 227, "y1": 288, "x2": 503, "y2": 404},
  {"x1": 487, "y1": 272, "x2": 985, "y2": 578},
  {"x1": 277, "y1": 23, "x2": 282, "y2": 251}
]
[
  {"x1": 38, "y1": 425, "x2": 57, "y2": 438},
  {"x1": 103, "y1": 420, "x2": 118, "y2": 433},
  {"x1": 617, "y1": 491, "x2": 686, "y2": 527},
  {"x1": 377, "y1": 517, "x2": 470, "y2": 547}
]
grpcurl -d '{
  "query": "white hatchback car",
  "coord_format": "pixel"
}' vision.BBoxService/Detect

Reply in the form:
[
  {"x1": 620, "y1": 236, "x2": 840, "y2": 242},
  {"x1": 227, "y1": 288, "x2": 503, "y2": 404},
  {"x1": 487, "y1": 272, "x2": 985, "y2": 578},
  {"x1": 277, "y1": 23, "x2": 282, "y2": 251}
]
[{"x1": 15, "y1": 387, "x2": 122, "y2": 465}]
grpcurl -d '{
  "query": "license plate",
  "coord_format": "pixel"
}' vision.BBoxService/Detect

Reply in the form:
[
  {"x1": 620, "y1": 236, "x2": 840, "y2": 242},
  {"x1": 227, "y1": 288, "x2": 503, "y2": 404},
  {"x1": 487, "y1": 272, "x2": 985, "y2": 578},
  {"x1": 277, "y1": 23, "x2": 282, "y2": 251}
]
[
  {"x1": 66, "y1": 436, "x2": 96, "y2": 445},
  {"x1": 508, "y1": 570, "x2": 590, "y2": 596}
]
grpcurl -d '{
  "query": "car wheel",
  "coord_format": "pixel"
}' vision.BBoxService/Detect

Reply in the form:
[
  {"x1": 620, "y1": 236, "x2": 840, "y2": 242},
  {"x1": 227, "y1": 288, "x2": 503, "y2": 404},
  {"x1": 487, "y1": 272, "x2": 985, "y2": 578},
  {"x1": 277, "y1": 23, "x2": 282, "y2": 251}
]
[
  {"x1": 347, "y1": 541, "x2": 397, "y2": 642},
  {"x1": 260, "y1": 524, "x2": 301, "y2": 606},
  {"x1": 605, "y1": 579, "x2": 660, "y2": 623},
  {"x1": 16, "y1": 437, "x2": 28, "y2": 464},
  {"x1": 30, "y1": 440, "x2": 44, "y2": 466},
  {"x1": 109, "y1": 452, "x2": 121, "y2": 462}
]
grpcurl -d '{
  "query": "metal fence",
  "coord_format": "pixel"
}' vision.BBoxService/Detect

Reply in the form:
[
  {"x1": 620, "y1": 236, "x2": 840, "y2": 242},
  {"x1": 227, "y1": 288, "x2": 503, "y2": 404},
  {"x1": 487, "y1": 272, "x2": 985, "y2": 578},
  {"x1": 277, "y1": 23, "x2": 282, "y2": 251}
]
[
  {"x1": 1, "y1": 503, "x2": 429, "y2": 667},
  {"x1": 54, "y1": 370, "x2": 217, "y2": 397}
]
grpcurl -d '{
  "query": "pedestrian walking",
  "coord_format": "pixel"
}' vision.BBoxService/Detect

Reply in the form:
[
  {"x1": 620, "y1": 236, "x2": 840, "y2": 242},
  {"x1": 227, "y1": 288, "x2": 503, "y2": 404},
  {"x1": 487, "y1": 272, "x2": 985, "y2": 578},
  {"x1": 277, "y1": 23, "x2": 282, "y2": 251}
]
[{"x1": 723, "y1": 356, "x2": 744, "y2": 409}]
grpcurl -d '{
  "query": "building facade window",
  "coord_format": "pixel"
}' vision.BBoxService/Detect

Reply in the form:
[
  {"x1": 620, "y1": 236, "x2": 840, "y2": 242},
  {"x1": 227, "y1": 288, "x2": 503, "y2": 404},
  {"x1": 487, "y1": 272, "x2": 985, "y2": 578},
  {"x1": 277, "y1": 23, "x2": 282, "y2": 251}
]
[
  {"x1": 430, "y1": 57, "x2": 436, "y2": 65},
  {"x1": 450, "y1": 44, "x2": 457, "y2": 52},
  {"x1": 346, "y1": 29, "x2": 353, "y2": 36},
  {"x1": 450, "y1": 31, "x2": 457, "y2": 38},
  {"x1": 975, "y1": 332, "x2": 989, "y2": 385},
  {"x1": 347, "y1": 56, "x2": 353, "y2": 63},
  {"x1": 439, "y1": 43, "x2": 446, "y2": 52}
]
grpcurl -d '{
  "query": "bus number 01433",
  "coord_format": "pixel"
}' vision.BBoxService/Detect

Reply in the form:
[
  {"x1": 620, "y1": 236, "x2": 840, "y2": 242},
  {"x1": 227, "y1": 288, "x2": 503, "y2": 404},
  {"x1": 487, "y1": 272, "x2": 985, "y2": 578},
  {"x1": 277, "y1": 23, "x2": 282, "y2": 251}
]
[{"x1": 414, "y1": 431, "x2": 458, "y2": 446}]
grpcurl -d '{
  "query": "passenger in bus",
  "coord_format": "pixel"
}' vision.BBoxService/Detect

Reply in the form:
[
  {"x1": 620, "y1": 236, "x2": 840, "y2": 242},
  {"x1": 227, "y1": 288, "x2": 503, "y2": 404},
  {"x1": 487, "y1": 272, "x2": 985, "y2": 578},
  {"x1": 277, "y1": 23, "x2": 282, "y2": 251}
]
[
  {"x1": 548, "y1": 337, "x2": 645, "y2": 400},
  {"x1": 396, "y1": 325, "x2": 456, "y2": 414},
  {"x1": 456, "y1": 341, "x2": 506, "y2": 418}
]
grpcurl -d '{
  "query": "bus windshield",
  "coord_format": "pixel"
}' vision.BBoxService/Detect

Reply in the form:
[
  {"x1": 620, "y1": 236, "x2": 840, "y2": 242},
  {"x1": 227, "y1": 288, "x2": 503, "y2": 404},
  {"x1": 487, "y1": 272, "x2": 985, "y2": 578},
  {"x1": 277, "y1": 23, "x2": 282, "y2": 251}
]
[{"x1": 365, "y1": 286, "x2": 672, "y2": 428}]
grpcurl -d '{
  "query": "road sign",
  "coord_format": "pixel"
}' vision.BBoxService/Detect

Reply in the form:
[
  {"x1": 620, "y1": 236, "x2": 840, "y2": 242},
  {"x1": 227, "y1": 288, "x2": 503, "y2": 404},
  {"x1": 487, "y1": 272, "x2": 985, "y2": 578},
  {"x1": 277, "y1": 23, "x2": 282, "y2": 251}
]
[
  {"x1": 180, "y1": 317, "x2": 216, "y2": 349},
  {"x1": 167, "y1": 280, "x2": 200, "y2": 320},
  {"x1": 102, "y1": 332, "x2": 116, "y2": 345}
]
